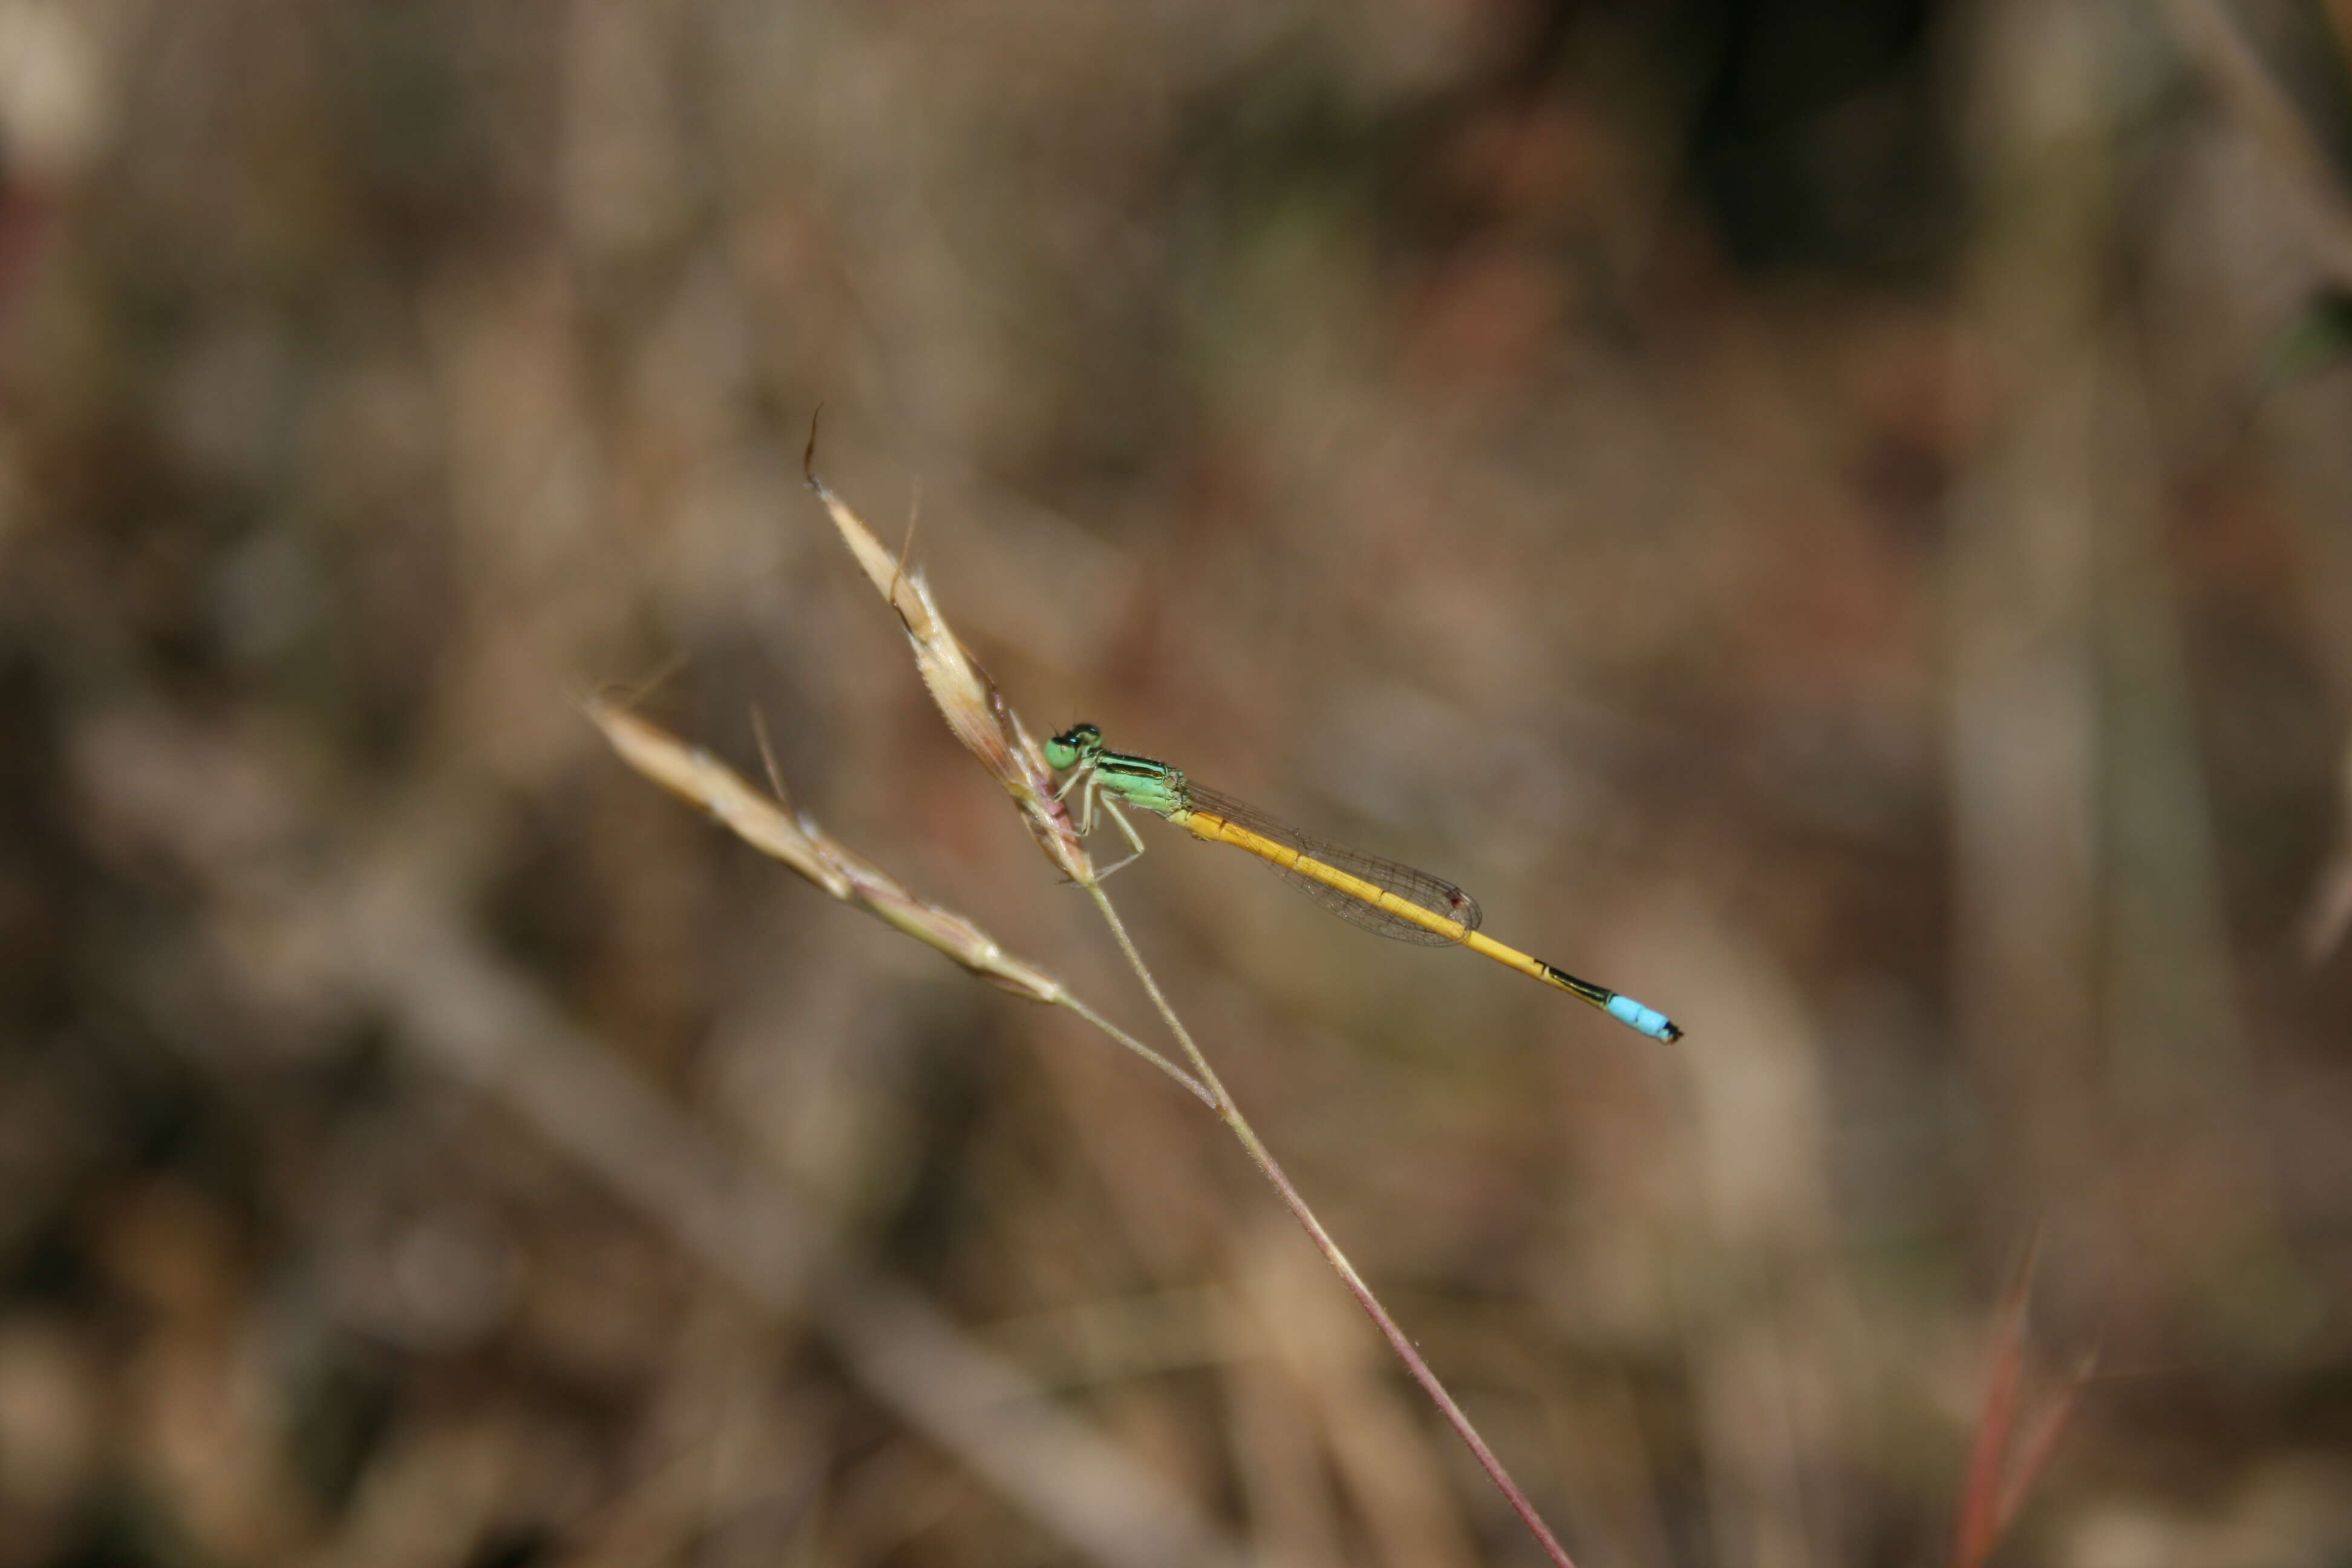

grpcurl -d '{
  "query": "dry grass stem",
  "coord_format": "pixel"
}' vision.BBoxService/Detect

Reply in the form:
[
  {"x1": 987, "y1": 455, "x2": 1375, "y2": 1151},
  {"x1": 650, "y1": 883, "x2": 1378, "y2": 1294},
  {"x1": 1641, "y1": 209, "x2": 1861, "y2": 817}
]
[
  {"x1": 1083, "y1": 887, "x2": 1585, "y2": 1568},
  {"x1": 585, "y1": 696, "x2": 1207, "y2": 1100},
  {"x1": 799, "y1": 447, "x2": 1585, "y2": 1568}
]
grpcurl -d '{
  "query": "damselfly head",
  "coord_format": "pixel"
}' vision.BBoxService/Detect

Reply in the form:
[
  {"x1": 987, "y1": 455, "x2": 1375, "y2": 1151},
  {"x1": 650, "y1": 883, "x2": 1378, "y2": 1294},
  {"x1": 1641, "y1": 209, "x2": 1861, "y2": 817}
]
[{"x1": 1045, "y1": 723, "x2": 1103, "y2": 771}]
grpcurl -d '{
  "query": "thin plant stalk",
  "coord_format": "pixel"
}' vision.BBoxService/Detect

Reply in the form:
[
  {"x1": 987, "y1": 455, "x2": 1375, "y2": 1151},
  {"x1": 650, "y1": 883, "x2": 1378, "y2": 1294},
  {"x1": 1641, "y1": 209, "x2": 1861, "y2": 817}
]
[
  {"x1": 1084, "y1": 885, "x2": 1583, "y2": 1568},
  {"x1": 800, "y1": 431, "x2": 1584, "y2": 1568}
]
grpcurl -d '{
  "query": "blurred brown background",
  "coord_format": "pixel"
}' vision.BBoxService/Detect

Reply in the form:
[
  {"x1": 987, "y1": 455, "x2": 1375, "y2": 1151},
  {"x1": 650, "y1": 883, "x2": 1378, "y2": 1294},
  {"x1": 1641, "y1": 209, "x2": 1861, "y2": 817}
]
[{"x1": 4, "y1": 0, "x2": 2351, "y2": 1564}]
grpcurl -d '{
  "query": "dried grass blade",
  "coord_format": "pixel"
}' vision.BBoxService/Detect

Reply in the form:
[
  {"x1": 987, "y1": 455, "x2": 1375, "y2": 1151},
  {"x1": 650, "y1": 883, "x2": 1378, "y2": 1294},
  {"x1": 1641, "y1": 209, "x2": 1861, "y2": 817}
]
[{"x1": 587, "y1": 696, "x2": 1064, "y2": 1003}]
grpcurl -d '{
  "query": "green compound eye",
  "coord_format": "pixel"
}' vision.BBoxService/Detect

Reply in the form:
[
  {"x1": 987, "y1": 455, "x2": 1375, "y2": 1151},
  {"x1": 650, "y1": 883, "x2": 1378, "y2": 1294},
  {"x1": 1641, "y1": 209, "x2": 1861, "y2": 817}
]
[{"x1": 1045, "y1": 724, "x2": 1102, "y2": 771}]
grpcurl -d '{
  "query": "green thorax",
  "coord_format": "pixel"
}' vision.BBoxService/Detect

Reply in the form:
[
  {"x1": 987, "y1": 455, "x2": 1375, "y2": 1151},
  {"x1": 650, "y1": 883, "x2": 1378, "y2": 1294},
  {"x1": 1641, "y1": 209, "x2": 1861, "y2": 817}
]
[
  {"x1": 1092, "y1": 750, "x2": 1192, "y2": 819},
  {"x1": 1046, "y1": 723, "x2": 1194, "y2": 820}
]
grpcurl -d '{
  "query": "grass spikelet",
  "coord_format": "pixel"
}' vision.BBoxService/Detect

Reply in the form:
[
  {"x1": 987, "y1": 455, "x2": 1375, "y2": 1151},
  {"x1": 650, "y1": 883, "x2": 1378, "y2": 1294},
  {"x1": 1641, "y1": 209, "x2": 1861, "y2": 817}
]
[
  {"x1": 587, "y1": 695, "x2": 1062, "y2": 1002},
  {"x1": 801, "y1": 416, "x2": 1091, "y2": 886},
  {"x1": 586, "y1": 695, "x2": 1207, "y2": 1093}
]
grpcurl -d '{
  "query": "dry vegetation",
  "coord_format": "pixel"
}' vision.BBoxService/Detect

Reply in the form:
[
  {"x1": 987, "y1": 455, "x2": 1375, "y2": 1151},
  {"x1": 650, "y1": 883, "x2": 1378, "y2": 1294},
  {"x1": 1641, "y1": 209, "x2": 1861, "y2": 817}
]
[{"x1": 3, "y1": 1, "x2": 2351, "y2": 1565}]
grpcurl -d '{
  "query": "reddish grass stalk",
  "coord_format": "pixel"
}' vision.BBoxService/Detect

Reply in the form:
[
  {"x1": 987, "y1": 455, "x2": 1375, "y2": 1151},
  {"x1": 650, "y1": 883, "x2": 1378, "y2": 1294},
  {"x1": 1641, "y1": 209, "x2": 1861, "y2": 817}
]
[{"x1": 1953, "y1": 1238, "x2": 2096, "y2": 1568}]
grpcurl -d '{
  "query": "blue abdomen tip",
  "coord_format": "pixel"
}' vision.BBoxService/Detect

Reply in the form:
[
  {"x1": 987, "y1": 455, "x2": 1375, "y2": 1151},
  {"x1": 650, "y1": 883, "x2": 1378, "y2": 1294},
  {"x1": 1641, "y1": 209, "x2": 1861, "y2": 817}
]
[{"x1": 1606, "y1": 995, "x2": 1681, "y2": 1042}]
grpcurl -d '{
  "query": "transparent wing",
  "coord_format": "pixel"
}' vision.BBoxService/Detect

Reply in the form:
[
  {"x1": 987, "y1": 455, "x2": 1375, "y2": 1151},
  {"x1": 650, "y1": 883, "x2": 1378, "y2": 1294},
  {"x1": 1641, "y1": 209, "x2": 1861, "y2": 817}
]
[{"x1": 1184, "y1": 783, "x2": 1481, "y2": 947}]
